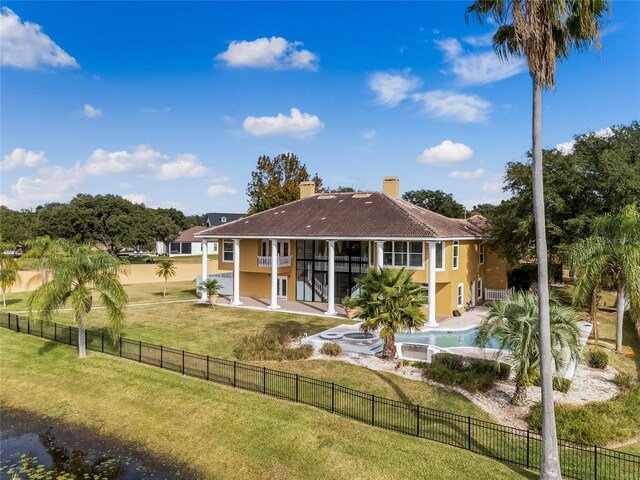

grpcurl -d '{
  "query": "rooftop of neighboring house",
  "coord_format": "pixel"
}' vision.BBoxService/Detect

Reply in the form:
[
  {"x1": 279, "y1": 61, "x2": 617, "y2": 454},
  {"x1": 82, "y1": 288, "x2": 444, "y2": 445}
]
[
  {"x1": 204, "y1": 212, "x2": 245, "y2": 228},
  {"x1": 174, "y1": 225, "x2": 208, "y2": 243},
  {"x1": 197, "y1": 177, "x2": 486, "y2": 241}
]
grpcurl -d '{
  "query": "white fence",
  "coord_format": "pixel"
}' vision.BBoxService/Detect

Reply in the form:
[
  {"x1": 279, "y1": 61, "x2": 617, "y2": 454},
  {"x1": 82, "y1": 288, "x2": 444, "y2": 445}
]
[
  {"x1": 257, "y1": 256, "x2": 292, "y2": 268},
  {"x1": 196, "y1": 273, "x2": 233, "y2": 296},
  {"x1": 484, "y1": 287, "x2": 514, "y2": 302}
]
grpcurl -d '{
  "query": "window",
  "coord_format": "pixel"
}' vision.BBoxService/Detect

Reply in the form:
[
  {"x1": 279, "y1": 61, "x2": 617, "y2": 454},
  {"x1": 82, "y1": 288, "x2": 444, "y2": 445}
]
[
  {"x1": 479, "y1": 243, "x2": 485, "y2": 265},
  {"x1": 261, "y1": 240, "x2": 290, "y2": 257},
  {"x1": 221, "y1": 217, "x2": 227, "y2": 223},
  {"x1": 457, "y1": 283, "x2": 464, "y2": 308},
  {"x1": 222, "y1": 240, "x2": 234, "y2": 263},
  {"x1": 383, "y1": 241, "x2": 423, "y2": 268},
  {"x1": 477, "y1": 277, "x2": 483, "y2": 299},
  {"x1": 434, "y1": 242, "x2": 444, "y2": 271},
  {"x1": 181, "y1": 242, "x2": 192, "y2": 255},
  {"x1": 452, "y1": 241, "x2": 459, "y2": 270}
]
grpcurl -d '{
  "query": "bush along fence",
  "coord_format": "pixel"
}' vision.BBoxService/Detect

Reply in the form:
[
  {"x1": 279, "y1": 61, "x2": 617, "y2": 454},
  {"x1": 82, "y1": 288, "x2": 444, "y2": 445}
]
[{"x1": 2, "y1": 312, "x2": 638, "y2": 480}]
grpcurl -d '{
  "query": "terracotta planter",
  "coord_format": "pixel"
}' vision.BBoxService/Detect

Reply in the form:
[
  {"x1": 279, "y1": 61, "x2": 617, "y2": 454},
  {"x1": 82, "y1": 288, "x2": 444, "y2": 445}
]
[
  {"x1": 208, "y1": 294, "x2": 219, "y2": 305},
  {"x1": 345, "y1": 309, "x2": 354, "y2": 321}
]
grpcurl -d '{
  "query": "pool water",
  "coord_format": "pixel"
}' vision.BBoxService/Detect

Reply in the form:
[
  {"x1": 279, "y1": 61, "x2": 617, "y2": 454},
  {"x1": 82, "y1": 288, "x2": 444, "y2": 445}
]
[
  {"x1": 395, "y1": 327, "x2": 500, "y2": 349},
  {"x1": 343, "y1": 332, "x2": 377, "y2": 340}
]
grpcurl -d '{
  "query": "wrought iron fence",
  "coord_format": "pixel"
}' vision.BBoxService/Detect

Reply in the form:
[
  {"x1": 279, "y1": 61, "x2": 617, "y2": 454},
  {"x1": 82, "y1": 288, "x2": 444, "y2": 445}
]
[{"x1": 1, "y1": 311, "x2": 638, "y2": 480}]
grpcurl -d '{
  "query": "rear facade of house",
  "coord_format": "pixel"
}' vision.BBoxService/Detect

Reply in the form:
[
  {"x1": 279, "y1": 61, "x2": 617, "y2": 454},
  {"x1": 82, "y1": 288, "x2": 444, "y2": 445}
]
[{"x1": 197, "y1": 177, "x2": 508, "y2": 321}]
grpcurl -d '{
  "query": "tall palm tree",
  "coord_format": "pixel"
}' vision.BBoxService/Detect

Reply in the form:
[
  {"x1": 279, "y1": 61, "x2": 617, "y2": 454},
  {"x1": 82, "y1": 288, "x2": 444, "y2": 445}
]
[
  {"x1": 28, "y1": 243, "x2": 128, "y2": 358},
  {"x1": 354, "y1": 268, "x2": 426, "y2": 359},
  {"x1": 569, "y1": 205, "x2": 640, "y2": 352},
  {"x1": 155, "y1": 259, "x2": 176, "y2": 297},
  {"x1": 477, "y1": 291, "x2": 581, "y2": 406},
  {"x1": 22, "y1": 236, "x2": 64, "y2": 285},
  {"x1": 465, "y1": 2, "x2": 609, "y2": 477},
  {"x1": 0, "y1": 253, "x2": 19, "y2": 308}
]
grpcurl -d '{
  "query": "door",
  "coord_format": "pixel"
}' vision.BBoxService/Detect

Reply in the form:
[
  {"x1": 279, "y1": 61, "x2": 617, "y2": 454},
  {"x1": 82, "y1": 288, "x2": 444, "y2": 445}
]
[
  {"x1": 471, "y1": 281, "x2": 476, "y2": 307},
  {"x1": 277, "y1": 276, "x2": 288, "y2": 299}
]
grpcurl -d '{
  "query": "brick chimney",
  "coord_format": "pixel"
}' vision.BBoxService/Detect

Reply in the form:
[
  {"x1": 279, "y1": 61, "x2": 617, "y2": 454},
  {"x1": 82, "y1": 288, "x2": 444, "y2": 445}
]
[
  {"x1": 299, "y1": 181, "x2": 316, "y2": 199},
  {"x1": 382, "y1": 176, "x2": 400, "y2": 199}
]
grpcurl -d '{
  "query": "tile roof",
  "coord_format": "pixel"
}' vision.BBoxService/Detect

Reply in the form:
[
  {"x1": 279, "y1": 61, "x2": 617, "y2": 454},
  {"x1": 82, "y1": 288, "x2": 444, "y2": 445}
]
[
  {"x1": 204, "y1": 212, "x2": 245, "y2": 228},
  {"x1": 175, "y1": 225, "x2": 208, "y2": 242},
  {"x1": 196, "y1": 192, "x2": 485, "y2": 240}
]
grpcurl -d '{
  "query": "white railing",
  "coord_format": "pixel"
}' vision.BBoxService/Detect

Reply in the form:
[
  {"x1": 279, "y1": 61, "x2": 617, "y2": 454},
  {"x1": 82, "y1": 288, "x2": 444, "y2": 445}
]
[
  {"x1": 257, "y1": 256, "x2": 292, "y2": 268},
  {"x1": 350, "y1": 284, "x2": 360, "y2": 297},
  {"x1": 485, "y1": 287, "x2": 514, "y2": 302},
  {"x1": 314, "y1": 277, "x2": 328, "y2": 300}
]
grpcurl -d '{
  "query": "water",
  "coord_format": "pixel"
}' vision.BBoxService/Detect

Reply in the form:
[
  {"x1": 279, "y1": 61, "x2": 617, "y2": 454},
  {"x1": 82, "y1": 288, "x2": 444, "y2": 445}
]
[
  {"x1": 343, "y1": 332, "x2": 377, "y2": 340},
  {"x1": 395, "y1": 327, "x2": 500, "y2": 349}
]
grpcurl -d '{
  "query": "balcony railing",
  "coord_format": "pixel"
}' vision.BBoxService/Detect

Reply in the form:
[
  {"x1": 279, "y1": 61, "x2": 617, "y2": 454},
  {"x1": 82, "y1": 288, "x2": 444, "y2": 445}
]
[{"x1": 257, "y1": 256, "x2": 292, "y2": 268}]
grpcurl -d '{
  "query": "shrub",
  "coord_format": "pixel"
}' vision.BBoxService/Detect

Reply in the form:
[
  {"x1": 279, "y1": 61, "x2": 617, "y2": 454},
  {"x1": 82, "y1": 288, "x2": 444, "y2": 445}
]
[
  {"x1": 419, "y1": 353, "x2": 510, "y2": 393},
  {"x1": 234, "y1": 331, "x2": 314, "y2": 361},
  {"x1": 585, "y1": 349, "x2": 609, "y2": 369},
  {"x1": 613, "y1": 372, "x2": 636, "y2": 390},
  {"x1": 319, "y1": 342, "x2": 342, "y2": 356},
  {"x1": 532, "y1": 375, "x2": 571, "y2": 393}
]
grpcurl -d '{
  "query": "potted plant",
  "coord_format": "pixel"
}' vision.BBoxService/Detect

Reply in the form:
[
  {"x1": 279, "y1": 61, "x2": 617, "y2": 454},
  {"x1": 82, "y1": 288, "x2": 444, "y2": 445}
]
[
  {"x1": 342, "y1": 295, "x2": 358, "y2": 321},
  {"x1": 199, "y1": 279, "x2": 221, "y2": 304}
]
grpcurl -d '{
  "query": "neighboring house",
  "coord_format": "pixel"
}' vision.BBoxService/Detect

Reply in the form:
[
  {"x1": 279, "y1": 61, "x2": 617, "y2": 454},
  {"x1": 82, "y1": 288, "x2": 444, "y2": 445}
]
[
  {"x1": 195, "y1": 177, "x2": 509, "y2": 323},
  {"x1": 204, "y1": 212, "x2": 245, "y2": 228},
  {"x1": 157, "y1": 226, "x2": 212, "y2": 256}
]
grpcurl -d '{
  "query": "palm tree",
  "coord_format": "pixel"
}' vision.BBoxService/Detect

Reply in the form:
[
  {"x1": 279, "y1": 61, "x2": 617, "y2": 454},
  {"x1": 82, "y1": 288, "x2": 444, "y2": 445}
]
[
  {"x1": 477, "y1": 291, "x2": 581, "y2": 406},
  {"x1": 354, "y1": 268, "x2": 426, "y2": 359},
  {"x1": 28, "y1": 243, "x2": 128, "y2": 358},
  {"x1": 155, "y1": 259, "x2": 176, "y2": 297},
  {"x1": 569, "y1": 205, "x2": 640, "y2": 352},
  {"x1": 22, "y1": 236, "x2": 64, "y2": 285},
  {"x1": 0, "y1": 253, "x2": 19, "y2": 308},
  {"x1": 465, "y1": 2, "x2": 609, "y2": 477}
]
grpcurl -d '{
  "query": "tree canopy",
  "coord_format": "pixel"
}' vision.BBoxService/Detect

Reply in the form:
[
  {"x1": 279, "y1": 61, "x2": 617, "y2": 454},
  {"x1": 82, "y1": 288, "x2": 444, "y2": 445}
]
[
  {"x1": 246, "y1": 153, "x2": 323, "y2": 215},
  {"x1": 487, "y1": 122, "x2": 640, "y2": 264},
  {"x1": 402, "y1": 189, "x2": 466, "y2": 218}
]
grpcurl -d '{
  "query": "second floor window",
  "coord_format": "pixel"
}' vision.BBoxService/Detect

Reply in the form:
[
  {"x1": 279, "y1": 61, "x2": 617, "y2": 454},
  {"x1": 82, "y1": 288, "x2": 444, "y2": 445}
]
[
  {"x1": 383, "y1": 241, "x2": 423, "y2": 268},
  {"x1": 222, "y1": 240, "x2": 234, "y2": 262},
  {"x1": 479, "y1": 243, "x2": 485, "y2": 264},
  {"x1": 452, "y1": 241, "x2": 459, "y2": 270}
]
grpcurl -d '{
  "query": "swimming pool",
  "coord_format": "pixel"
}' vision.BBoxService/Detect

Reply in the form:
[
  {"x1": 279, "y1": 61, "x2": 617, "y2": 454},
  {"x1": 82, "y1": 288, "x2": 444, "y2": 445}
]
[{"x1": 395, "y1": 327, "x2": 500, "y2": 349}]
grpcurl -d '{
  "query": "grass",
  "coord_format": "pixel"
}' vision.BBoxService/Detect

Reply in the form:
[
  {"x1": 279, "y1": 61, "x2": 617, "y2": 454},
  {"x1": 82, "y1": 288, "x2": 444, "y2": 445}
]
[{"x1": 0, "y1": 329, "x2": 535, "y2": 480}]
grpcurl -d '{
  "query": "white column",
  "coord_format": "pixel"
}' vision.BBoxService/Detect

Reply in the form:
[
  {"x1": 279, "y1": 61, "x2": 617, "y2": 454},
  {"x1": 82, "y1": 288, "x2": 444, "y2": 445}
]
[
  {"x1": 325, "y1": 240, "x2": 336, "y2": 316},
  {"x1": 268, "y1": 239, "x2": 280, "y2": 309},
  {"x1": 375, "y1": 241, "x2": 384, "y2": 271},
  {"x1": 231, "y1": 239, "x2": 242, "y2": 306},
  {"x1": 200, "y1": 240, "x2": 208, "y2": 302},
  {"x1": 427, "y1": 241, "x2": 438, "y2": 326}
]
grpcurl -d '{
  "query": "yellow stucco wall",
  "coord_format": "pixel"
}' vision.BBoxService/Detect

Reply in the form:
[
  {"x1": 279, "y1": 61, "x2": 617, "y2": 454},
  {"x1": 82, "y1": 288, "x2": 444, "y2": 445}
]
[{"x1": 216, "y1": 237, "x2": 509, "y2": 315}]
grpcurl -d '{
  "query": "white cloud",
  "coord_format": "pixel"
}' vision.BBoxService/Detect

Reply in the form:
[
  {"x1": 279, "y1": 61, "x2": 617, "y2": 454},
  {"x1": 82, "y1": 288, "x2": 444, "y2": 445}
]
[
  {"x1": 0, "y1": 7, "x2": 79, "y2": 69},
  {"x1": 412, "y1": 90, "x2": 490, "y2": 123},
  {"x1": 1, "y1": 148, "x2": 47, "y2": 170},
  {"x1": 368, "y1": 69, "x2": 421, "y2": 107},
  {"x1": 122, "y1": 193, "x2": 147, "y2": 204},
  {"x1": 85, "y1": 145, "x2": 166, "y2": 176},
  {"x1": 119, "y1": 182, "x2": 133, "y2": 189},
  {"x1": 0, "y1": 194, "x2": 19, "y2": 209},
  {"x1": 82, "y1": 104, "x2": 102, "y2": 118},
  {"x1": 362, "y1": 129, "x2": 377, "y2": 140},
  {"x1": 155, "y1": 154, "x2": 208, "y2": 180},
  {"x1": 243, "y1": 108, "x2": 324, "y2": 137},
  {"x1": 216, "y1": 36, "x2": 318, "y2": 71},
  {"x1": 482, "y1": 174, "x2": 505, "y2": 194},
  {"x1": 222, "y1": 115, "x2": 236, "y2": 124},
  {"x1": 555, "y1": 127, "x2": 614, "y2": 155},
  {"x1": 207, "y1": 184, "x2": 237, "y2": 197},
  {"x1": 11, "y1": 164, "x2": 83, "y2": 204},
  {"x1": 435, "y1": 36, "x2": 525, "y2": 86},
  {"x1": 448, "y1": 168, "x2": 485, "y2": 180},
  {"x1": 417, "y1": 140, "x2": 474, "y2": 165}
]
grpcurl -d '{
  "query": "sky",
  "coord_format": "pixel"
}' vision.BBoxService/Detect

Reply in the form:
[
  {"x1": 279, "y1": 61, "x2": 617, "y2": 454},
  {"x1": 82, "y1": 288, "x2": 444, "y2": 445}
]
[{"x1": 2, "y1": 1, "x2": 639, "y2": 215}]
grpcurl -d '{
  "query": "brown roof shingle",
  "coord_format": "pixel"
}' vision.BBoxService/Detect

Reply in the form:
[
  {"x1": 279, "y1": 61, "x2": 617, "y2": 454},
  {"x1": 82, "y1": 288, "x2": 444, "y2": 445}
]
[
  {"x1": 175, "y1": 226, "x2": 208, "y2": 242},
  {"x1": 196, "y1": 192, "x2": 485, "y2": 240}
]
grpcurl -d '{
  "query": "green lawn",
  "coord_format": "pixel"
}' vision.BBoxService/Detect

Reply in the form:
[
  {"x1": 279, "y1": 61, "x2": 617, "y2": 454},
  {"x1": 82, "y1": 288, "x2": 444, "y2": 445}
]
[{"x1": 0, "y1": 329, "x2": 534, "y2": 480}]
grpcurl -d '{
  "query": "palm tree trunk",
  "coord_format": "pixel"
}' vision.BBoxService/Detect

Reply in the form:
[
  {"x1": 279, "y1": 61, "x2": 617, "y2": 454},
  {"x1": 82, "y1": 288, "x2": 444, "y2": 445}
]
[
  {"x1": 591, "y1": 287, "x2": 599, "y2": 346},
  {"x1": 512, "y1": 382, "x2": 528, "y2": 406},
  {"x1": 382, "y1": 335, "x2": 397, "y2": 359},
  {"x1": 531, "y1": 78, "x2": 562, "y2": 480},
  {"x1": 615, "y1": 284, "x2": 626, "y2": 352},
  {"x1": 78, "y1": 317, "x2": 86, "y2": 358},
  {"x1": 2, "y1": 291, "x2": 5, "y2": 308},
  {"x1": 163, "y1": 279, "x2": 167, "y2": 298}
]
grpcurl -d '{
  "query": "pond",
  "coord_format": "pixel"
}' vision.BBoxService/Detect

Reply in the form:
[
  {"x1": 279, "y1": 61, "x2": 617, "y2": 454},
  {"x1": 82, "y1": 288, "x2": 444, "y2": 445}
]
[{"x1": 0, "y1": 409, "x2": 196, "y2": 480}]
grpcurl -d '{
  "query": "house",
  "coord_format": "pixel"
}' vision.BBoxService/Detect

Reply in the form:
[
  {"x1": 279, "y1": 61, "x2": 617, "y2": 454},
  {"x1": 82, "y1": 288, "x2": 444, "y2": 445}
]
[
  {"x1": 195, "y1": 177, "x2": 509, "y2": 323},
  {"x1": 204, "y1": 212, "x2": 245, "y2": 228}
]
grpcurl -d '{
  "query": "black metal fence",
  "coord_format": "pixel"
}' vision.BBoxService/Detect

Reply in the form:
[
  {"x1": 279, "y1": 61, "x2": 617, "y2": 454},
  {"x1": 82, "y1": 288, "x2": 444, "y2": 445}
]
[{"x1": 1, "y1": 311, "x2": 638, "y2": 480}]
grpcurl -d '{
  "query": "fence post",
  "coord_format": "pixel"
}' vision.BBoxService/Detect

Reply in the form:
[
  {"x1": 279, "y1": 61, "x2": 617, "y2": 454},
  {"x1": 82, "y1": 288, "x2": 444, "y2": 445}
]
[
  {"x1": 182, "y1": 350, "x2": 185, "y2": 374},
  {"x1": 233, "y1": 361, "x2": 237, "y2": 387},
  {"x1": 331, "y1": 383, "x2": 335, "y2": 413},
  {"x1": 27, "y1": 317, "x2": 30, "y2": 335},
  {"x1": 467, "y1": 416, "x2": 471, "y2": 450},
  {"x1": 526, "y1": 430, "x2": 530, "y2": 468},
  {"x1": 101, "y1": 332, "x2": 104, "y2": 353},
  {"x1": 16, "y1": 315, "x2": 19, "y2": 333},
  {"x1": 295, "y1": 374, "x2": 299, "y2": 402},
  {"x1": 594, "y1": 445, "x2": 597, "y2": 480},
  {"x1": 54, "y1": 323, "x2": 57, "y2": 342},
  {"x1": 139, "y1": 341, "x2": 143, "y2": 362},
  {"x1": 416, "y1": 405, "x2": 420, "y2": 437},
  {"x1": 160, "y1": 345, "x2": 163, "y2": 368},
  {"x1": 68, "y1": 326, "x2": 72, "y2": 345},
  {"x1": 206, "y1": 355, "x2": 210, "y2": 381},
  {"x1": 7, "y1": 313, "x2": 10, "y2": 330},
  {"x1": 40, "y1": 320, "x2": 43, "y2": 338},
  {"x1": 263, "y1": 367, "x2": 267, "y2": 394},
  {"x1": 119, "y1": 337, "x2": 122, "y2": 357},
  {"x1": 371, "y1": 395, "x2": 375, "y2": 426}
]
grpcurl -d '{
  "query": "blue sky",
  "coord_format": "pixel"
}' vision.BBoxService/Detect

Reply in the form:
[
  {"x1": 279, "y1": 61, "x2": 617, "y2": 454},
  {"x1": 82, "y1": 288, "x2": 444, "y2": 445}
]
[{"x1": 2, "y1": 1, "x2": 639, "y2": 214}]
